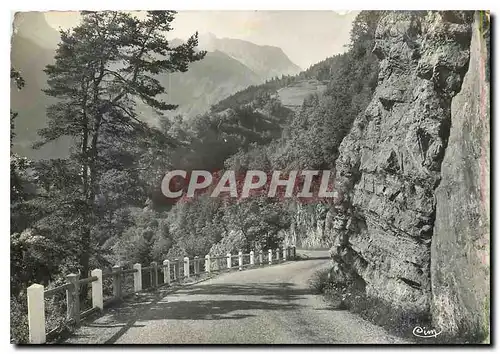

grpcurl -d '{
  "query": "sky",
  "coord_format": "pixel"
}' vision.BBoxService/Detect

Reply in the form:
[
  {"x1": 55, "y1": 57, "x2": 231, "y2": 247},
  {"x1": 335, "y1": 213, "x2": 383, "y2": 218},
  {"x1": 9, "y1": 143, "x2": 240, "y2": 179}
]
[{"x1": 42, "y1": 11, "x2": 357, "y2": 69}]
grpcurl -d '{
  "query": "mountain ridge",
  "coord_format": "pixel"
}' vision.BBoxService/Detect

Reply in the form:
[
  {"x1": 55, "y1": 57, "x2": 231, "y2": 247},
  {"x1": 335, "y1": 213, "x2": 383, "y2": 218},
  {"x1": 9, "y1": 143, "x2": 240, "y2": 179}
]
[
  {"x1": 10, "y1": 12, "x2": 303, "y2": 160},
  {"x1": 197, "y1": 33, "x2": 302, "y2": 79}
]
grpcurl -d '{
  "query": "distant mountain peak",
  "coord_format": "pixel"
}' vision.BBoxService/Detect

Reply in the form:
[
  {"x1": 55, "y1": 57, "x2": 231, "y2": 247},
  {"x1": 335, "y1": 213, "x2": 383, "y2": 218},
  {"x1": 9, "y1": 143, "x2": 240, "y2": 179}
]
[
  {"x1": 12, "y1": 12, "x2": 60, "y2": 49},
  {"x1": 11, "y1": 24, "x2": 303, "y2": 159},
  {"x1": 195, "y1": 34, "x2": 302, "y2": 80},
  {"x1": 203, "y1": 32, "x2": 217, "y2": 40},
  {"x1": 197, "y1": 32, "x2": 218, "y2": 51}
]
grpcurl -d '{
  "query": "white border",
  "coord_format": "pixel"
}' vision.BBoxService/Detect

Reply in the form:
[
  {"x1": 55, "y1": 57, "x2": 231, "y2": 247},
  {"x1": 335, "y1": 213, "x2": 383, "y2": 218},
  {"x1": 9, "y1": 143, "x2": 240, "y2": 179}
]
[{"x1": 3, "y1": 1, "x2": 498, "y2": 11}]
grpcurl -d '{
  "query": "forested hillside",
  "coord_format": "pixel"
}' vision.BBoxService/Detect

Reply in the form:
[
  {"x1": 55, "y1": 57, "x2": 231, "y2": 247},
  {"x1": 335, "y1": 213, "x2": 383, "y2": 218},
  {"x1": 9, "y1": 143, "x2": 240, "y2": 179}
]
[
  {"x1": 11, "y1": 10, "x2": 380, "y2": 343},
  {"x1": 10, "y1": 12, "x2": 302, "y2": 161}
]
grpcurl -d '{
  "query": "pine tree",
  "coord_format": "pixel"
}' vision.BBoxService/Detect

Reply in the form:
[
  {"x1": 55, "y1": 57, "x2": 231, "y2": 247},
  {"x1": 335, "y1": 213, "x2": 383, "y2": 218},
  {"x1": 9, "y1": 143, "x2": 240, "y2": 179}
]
[
  {"x1": 10, "y1": 68, "x2": 29, "y2": 203},
  {"x1": 35, "y1": 11, "x2": 206, "y2": 277}
]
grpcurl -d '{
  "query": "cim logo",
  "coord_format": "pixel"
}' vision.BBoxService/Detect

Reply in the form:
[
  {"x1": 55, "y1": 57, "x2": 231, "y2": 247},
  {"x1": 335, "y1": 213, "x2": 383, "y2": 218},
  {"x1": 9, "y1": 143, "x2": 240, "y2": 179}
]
[{"x1": 412, "y1": 326, "x2": 442, "y2": 338}]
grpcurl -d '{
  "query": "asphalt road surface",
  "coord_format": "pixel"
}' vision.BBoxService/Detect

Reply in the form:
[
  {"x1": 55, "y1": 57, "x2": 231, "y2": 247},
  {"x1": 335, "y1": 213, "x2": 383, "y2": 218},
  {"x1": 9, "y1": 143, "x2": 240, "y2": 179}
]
[{"x1": 63, "y1": 249, "x2": 409, "y2": 344}]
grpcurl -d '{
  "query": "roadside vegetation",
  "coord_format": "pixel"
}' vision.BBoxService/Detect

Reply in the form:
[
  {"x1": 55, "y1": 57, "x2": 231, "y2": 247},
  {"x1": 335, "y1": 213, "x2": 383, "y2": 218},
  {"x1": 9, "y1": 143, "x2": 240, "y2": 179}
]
[
  {"x1": 309, "y1": 268, "x2": 485, "y2": 343},
  {"x1": 309, "y1": 268, "x2": 435, "y2": 341}
]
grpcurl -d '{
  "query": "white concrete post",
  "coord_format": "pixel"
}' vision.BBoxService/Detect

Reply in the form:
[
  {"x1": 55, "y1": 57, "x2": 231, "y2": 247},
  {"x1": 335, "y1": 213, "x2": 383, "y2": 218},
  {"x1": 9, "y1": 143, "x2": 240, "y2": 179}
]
[
  {"x1": 163, "y1": 260, "x2": 170, "y2": 286},
  {"x1": 259, "y1": 250, "x2": 263, "y2": 265},
  {"x1": 227, "y1": 253, "x2": 232, "y2": 269},
  {"x1": 133, "y1": 263, "x2": 142, "y2": 292},
  {"x1": 238, "y1": 251, "x2": 243, "y2": 270},
  {"x1": 276, "y1": 248, "x2": 280, "y2": 262},
  {"x1": 283, "y1": 246, "x2": 287, "y2": 261},
  {"x1": 205, "y1": 254, "x2": 211, "y2": 274},
  {"x1": 268, "y1": 249, "x2": 273, "y2": 264},
  {"x1": 91, "y1": 269, "x2": 103, "y2": 310},
  {"x1": 27, "y1": 284, "x2": 46, "y2": 344},
  {"x1": 250, "y1": 251, "x2": 255, "y2": 265},
  {"x1": 184, "y1": 257, "x2": 190, "y2": 279}
]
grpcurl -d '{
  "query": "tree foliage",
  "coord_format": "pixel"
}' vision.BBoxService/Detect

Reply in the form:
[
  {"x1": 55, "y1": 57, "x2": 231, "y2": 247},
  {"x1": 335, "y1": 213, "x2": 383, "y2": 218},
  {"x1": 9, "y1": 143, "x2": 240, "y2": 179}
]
[{"x1": 32, "y1": 10, "x2": 205, "y2": 278}]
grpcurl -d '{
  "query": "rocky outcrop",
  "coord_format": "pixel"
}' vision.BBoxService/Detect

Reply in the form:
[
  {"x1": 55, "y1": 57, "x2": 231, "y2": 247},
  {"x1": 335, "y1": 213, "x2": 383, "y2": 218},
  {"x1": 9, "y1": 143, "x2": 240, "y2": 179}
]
[
  {"x1": 282, "y1": 203, "x2": 334, "y2": 248},
  {"x1": 330, "y1": 11, "x2": 474, "y2": 324},
  {"x1": 431, "y1": 12, "x2": 490, "y2": 341}
]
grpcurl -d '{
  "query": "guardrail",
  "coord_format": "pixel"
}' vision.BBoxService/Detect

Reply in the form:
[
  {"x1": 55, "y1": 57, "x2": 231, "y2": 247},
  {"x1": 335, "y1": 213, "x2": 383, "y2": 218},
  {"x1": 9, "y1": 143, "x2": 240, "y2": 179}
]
[{"x1": 26, "y1": 245, "x2": 297, "y2": 344}]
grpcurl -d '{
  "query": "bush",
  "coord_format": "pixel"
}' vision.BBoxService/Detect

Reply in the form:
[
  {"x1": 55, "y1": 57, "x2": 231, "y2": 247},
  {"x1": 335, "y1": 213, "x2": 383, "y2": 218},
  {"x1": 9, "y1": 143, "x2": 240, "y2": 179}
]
[
  {"x1": 315, "y1": 265, "x2": 435, "y2": 340},
  {"x1": 10, "y1": 296, "x2": 28, "y2": 344},
  {"x1": 308, "y1": 268, "x2": 332, "y2": 294}
]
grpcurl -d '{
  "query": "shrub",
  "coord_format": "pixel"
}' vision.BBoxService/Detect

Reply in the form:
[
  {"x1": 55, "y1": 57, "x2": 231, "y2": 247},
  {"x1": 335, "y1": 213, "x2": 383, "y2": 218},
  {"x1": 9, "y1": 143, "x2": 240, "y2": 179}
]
[
  {"x1": 316, "y1": 265, "x2": 436, "y2": 340},
  {"x1": 308, "y1": 268, "x2": 332, "y2": 294},
  {"x1": 10, "y1": 296, "x2": 28, "y2": 344}
]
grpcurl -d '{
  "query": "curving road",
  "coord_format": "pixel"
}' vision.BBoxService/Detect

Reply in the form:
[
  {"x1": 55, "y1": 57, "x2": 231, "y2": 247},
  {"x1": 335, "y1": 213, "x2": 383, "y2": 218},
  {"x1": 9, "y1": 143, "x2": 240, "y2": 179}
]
[{"x1": 63, "y1": 250, "x2": 409, "y2": 344}]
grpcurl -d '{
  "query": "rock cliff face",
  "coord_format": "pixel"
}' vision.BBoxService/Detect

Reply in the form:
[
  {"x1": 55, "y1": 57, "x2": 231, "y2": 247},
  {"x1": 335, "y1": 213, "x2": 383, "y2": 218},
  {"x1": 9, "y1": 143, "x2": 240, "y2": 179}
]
[
  {"x1": 282, "y1": 204, "x2": 334, "y2": 249},
  {"x1": 431, "y1": 12, "x2": 490, "y2": 340},
  {"x1": 329, "y1": 10, "x2": 475, "y2": 326}
]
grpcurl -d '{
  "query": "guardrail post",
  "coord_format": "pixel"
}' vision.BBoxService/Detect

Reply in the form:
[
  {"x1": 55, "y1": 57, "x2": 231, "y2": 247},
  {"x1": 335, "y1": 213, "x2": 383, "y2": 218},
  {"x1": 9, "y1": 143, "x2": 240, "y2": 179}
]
[
  {"x1": 66, "y1": 273, "x2": 80, "y2": 324},
  {"x1": 259, "y1": 250, "x2": 263, "y2": 265},
  {"x1": 163, "y1": 260, "x2": 170, "y2": 285},
  {"x1": 250, "y1": 251, "x2": 255, "y2": 265},
  {"x1": 205, "y1": 254, "x2": 211, "y2": 274},
  {"x1": 27, "y1": 284, "x2": 46, "y2": 344},
  {"x1": 292, "y1": 245, "x2": 296, "y2": 259},
  {"x1": 151, "y1": 262, "x2": 158, "y2": 288},
  {"x1": 112, "y1": 265, "x2": 121, "y2": 299},
  {"x1": 276, "y1": 248, "x2": 280, "y2": 262},
  {"x1": 226, "y1": 253, "x2": 231, "y2": 269},
  {"x1": 268, "y1": 249, "x2": 272, "y2": 264},
  {"x1": 238, "y1": 251, "x2": 243, "y2": 270},
  {"x1": 133, "y1": 263, "x2": 142, "y2": 292},
  {"x1": 91, "y1": 269, "x2": 103, "y2": 310},
  {"x1": 283, "y1": 246, "x2": 287, "y2": 261},
  {"x1": 184, "y1": 257, "x2": 190, "y2": 279},
  {"x1": 196, "y1": 256, "x2": 201, "y2": 275}
]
